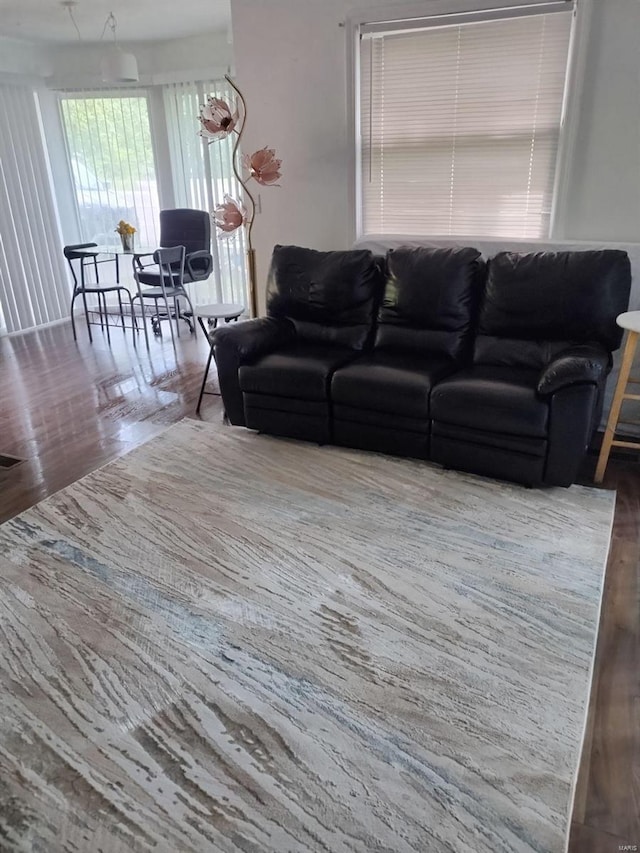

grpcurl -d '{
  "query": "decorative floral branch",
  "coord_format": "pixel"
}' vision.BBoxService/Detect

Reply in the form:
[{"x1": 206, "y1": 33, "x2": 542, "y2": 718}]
[
  {"x1": 212, "y1": 197, "x2": 246, "y2": 233},
  {"x1": 199, "y1": 75, "x2": 282, "y2": 256},
  {"x1": 199, "y1": 97, "x2": 239, "y2": 141}
]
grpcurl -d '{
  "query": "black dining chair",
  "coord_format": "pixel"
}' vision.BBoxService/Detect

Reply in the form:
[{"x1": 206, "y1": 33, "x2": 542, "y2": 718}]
[
  {"x1": 64, "y1": 242, "x2": 137, "y2": 344},
  {"x1": 132, "y1": 245, "x2": 196, "y2": 348}
]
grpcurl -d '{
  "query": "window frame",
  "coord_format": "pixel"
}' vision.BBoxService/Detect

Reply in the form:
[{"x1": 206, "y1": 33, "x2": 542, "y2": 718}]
[
  {"x1": 58, "y1": 88, "x2": 162, "y2": 249},
  {"x1": 52, "y1": 79, "x2": 248, "y2": 307},
  {"x1": 346, "y1": 0, "x2": 590, "y2": 243}
]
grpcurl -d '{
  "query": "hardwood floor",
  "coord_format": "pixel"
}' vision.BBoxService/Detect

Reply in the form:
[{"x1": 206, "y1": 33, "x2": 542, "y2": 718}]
[
  {"x1": 1, "y1": 319, "x2": 638, "y2": 852},
  {"x1": 570, "y1": 464, "x2": 640, "y2": 851},
  {"x1": 0, "y1": 318, "x2": 224, "y2": 522}
]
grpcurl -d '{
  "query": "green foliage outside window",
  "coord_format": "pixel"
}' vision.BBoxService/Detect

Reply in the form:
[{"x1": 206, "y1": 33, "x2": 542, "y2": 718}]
[{"x1": 61, "y1": 96, "x2": 155, "y2": 191}]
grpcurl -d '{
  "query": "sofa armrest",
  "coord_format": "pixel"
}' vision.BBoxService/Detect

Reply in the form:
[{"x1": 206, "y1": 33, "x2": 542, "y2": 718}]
[
  {"x1": 212, "y1": 317, "x2": 295, "y2": 360},
  {"x1": 537, "y1": 344, "x2": 611, "y2": 396},
  {"x1": 211, "y1": 318, "x2": 295, "y2": 425}
]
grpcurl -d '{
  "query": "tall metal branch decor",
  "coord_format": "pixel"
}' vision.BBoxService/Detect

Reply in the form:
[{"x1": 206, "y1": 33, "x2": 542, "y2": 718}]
[{"x1": 199, "y1": 75, "x2": 282, "y2": 318}]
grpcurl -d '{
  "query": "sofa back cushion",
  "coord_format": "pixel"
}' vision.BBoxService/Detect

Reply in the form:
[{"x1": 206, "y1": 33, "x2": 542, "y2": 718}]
[
  {"x1": 375, "y1": 246, "x2": 485, "y2": 361},
  {"x1": 266, "y1": 245, "x2": 384, "y2": 350},
  {"x1": 474, "y1": 250, "x2": 632, "y2": 368}
]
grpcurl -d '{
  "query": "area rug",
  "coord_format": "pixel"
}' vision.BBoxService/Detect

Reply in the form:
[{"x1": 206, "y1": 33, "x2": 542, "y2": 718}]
[{"x1": 0, "y1": 420, "x2": 614, "y2": 853}]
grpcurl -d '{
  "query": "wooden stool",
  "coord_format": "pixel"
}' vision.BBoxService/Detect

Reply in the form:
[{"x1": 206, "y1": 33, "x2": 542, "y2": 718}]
[{"x1": 595, "y1": 311, "x2": 640, "y2": 483}]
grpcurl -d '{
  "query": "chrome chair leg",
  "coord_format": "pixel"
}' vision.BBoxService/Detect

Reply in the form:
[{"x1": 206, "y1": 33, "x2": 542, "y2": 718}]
[
  {"x1": 70, "y1": 291, "x2": 78, "y2": 341},
  {"x1": 127, "y1": 293, "x2": 137, "y2": 344},
  {"x1": 117, "y1": 290, "x2": 125, "y2": 333},
  {"x1": 96, "y1": 292, "x2": 104, "y2": 330},
  {"x1": 153, "y1": 298, "x2": 161, "y2": 336},
  {"x1": 162, "y1": 293, "x2": 176, "y2": 347},
  {"x1": 102, "y1": 293, "x2": 111, "y2": 345},
  {"x1": 130, "y1": 296, "x2": 139, "y2": 331},
  {"x1": 182, "y1": 291, "x2": 197, "y2": 336},
  {"x1": 81, "y1": 290, "x2": 92, "y2": 343},
  {"x1": 131, "y1": 294, "x2": 150, "y2": 350},
  {"x1": 173, "y1": 294, "x2": 181, "y2": 338}
]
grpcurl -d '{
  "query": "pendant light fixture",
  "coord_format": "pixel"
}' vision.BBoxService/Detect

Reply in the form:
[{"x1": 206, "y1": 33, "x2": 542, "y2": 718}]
[{"x1": 100, "y1": 11, "x2": 139, "y2": 83}]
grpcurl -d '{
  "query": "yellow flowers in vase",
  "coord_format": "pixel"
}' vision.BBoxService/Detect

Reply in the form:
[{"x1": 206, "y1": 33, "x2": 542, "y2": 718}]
[{"x1": 115, "y1": 220, "x2": 136, "y2": 252}]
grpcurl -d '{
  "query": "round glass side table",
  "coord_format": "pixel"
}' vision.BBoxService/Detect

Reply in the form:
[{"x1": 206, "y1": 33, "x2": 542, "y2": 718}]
[{"x1": 194, "y1": 303, "x2": 245, "y2": 414}]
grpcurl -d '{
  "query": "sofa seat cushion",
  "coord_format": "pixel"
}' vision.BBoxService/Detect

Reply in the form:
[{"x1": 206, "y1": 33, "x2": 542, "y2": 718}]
[
  {"x1": 431, "y1": 366, "x2": 549, "y2": 438},
  {"x1": 239, "y1": 344, "x2": 356, "y2": 401},
  {"x1": 431, "y1": 421, "x2": 547, "y2": 457},
  {"x1": 331, "y1": 352, "x2": 455, "y2": 419}
]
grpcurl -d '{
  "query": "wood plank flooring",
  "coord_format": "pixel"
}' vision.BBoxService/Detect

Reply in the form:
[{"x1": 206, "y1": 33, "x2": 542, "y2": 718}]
[
  {"x1": 0, "y1": 319, "x2": 223, "y2": 521},
  {"x1": 1, "y1": 319, "x2": 638, "y2": 852}
]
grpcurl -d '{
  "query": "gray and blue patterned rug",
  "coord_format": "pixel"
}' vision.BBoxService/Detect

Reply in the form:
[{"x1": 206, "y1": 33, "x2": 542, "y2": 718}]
[{"x1": 0, "y1": 420, "x2": 615, "y2": 852}]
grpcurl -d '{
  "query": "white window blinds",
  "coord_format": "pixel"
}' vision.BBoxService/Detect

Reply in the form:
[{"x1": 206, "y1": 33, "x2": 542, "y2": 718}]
[
  {"x1": 0, "y1": 85, "x2": 70, "y2": 334},
  {"x1": 59, "y1": 93, "x2": 161, "y2": 249},
  {"x1": 163, "y1": 80, "x2": 247, "y2": 306},
  {"x1": 359, "y1": 6, "x2": 574, "y2": 238}
]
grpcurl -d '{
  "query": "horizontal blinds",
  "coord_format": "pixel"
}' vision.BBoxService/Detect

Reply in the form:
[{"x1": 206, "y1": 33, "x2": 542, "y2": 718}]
[
  {"x1": 0, "y1": 84, "x2": 70, "y2": 334},
  {"x1": 359, "y1": 9, "x2": 573, "y2": 238},
  {"x1": 360, "y1": 2, "x2": 572, "y2": 35},
  {"x1": 163, "y1": 80, "x2": 247, "y2": 306}
]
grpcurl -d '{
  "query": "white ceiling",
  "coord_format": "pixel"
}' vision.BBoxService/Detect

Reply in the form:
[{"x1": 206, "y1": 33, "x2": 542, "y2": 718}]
[{"x1": 0, "y1": 0, "x2": 232, "y2": 44}]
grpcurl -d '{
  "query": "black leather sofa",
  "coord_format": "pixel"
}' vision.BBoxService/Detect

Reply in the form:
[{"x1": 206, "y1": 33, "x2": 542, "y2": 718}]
[{"x1": 212, "y1": 244, "x2": 631, "y2": 487}]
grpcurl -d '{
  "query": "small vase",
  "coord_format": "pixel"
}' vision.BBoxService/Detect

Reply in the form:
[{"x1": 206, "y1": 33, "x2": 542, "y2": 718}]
[{"x1": 120, "y1": 233, "x2": 134, "y2": 252}]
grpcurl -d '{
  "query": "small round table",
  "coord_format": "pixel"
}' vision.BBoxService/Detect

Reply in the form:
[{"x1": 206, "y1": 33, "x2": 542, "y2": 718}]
[
  {"x1": 595, "y1": 310, "x2": 640, "y2": 483},
  {"x1": 194, "y1": 303, "x2": 245, "y2": 414}
]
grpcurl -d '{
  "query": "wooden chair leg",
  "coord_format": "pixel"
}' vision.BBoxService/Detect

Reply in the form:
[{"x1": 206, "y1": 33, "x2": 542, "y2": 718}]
[{"x1": 595, "y1": 330, "x2": 639, "y2": 483}]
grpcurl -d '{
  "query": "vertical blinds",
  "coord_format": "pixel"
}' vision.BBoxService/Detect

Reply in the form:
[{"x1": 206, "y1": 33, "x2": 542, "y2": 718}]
[
  {"x1": 60, "y1": 92, "x2": 161, "y2": 249},
  {"x1": 359, "y1": 8, "x2": 574, "y2": 238},
  {"x1": 0, "y1": 84, "x2": 70, "y2": 334},
  {"x1": 164, "y1": 80, "x2": 247, "y2": 306}
]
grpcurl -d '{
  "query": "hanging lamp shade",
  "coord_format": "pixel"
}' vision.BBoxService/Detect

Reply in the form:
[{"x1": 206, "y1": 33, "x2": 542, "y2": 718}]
[{"x1": 101, "y1": 45, "x2": 139, "y2": 83}]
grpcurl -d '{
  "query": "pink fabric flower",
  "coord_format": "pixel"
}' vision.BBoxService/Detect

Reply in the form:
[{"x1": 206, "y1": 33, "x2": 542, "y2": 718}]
[
  {"x1": 199, "y1": 97, "x2": 239, "y2": 141},
  {"x1": 212, "y1": 196, "x2": 246, "y2": 234},
  {"x1": 244, "y1": 147, "x2": 282, "y2": 185}
]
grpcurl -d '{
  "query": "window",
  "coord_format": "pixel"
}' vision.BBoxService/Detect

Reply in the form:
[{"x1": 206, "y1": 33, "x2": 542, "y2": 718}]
[
  {"x1": 57, "y1": 81, "x2": 247, "y2": 308},
  {"x1": 60, "y1": 94, "x2": 160, "y2": 248},
  {"x1": 164, "y1": 80, "x2": 246, "y2": 304},
  {"x1": 0, "y1": 84, "x2": 69, "y2": 334},
  {"x1": 358, "y1": 5, "x2": 574, "y2": 238}
]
